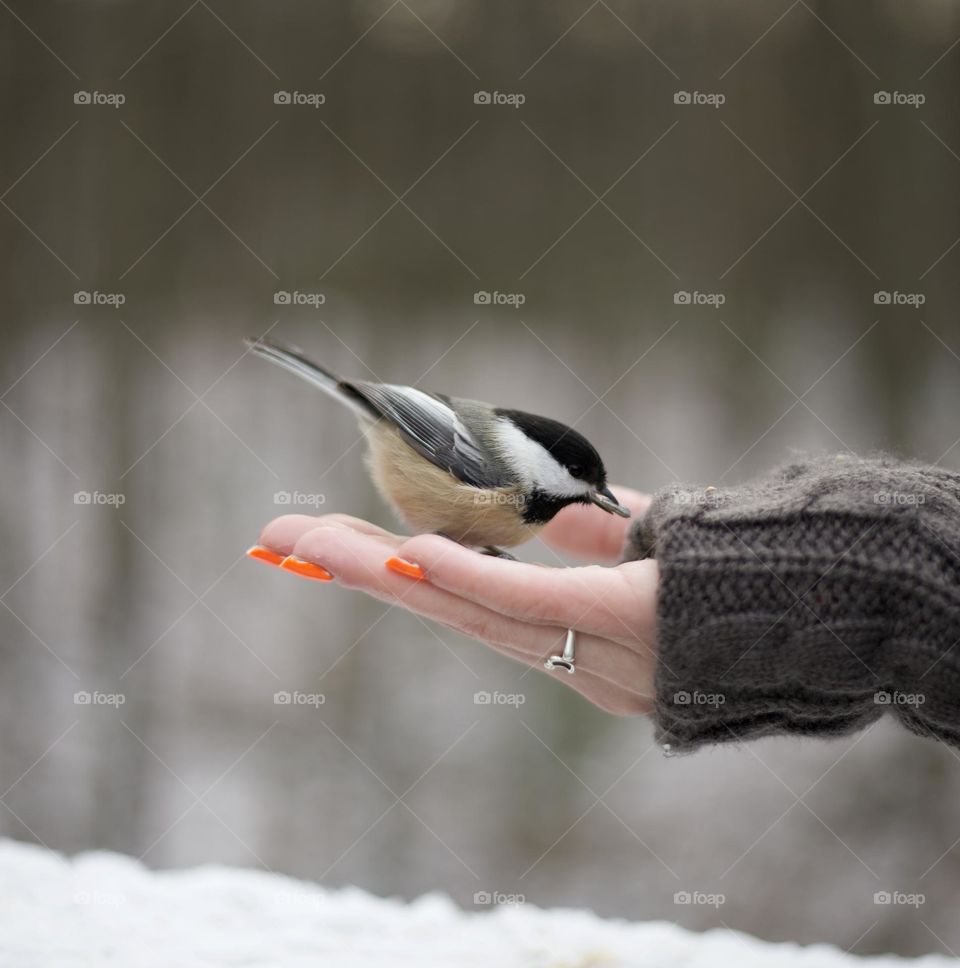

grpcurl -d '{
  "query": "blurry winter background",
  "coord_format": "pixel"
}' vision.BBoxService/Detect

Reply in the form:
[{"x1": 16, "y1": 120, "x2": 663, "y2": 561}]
[{"x1": 1, "y1": 0, "x2": 960, "y2": 959}]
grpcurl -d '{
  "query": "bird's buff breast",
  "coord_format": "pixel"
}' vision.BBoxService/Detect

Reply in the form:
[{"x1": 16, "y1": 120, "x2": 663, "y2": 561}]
[{"x1": 363, "y1": 423, "x2": 541, "y2": 548}]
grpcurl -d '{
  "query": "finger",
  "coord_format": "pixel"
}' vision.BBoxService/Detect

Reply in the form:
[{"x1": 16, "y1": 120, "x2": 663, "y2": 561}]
[
  {"x1": 538, "y1": 486, "x2": 651, "y2": 564},
  {"x1": 258, "y1": 513, "x2": 401, "y2": 556},
  {"x1": 287, "y1": 527, "x2": 647, "y2": 695},
  {"x1": 392, "y1": 534, "x2": 655, "y2": 640}
]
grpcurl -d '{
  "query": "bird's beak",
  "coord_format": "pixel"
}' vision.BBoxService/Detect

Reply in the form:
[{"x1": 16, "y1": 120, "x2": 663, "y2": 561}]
[{"x1": 590, "y1": 484, "x2": 631, "y2": 518}]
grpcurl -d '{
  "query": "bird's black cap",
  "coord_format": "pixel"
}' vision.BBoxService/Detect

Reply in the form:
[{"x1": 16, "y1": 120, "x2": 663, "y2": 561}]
[{"x1": 495, "y1": 408, "x2": 607, "y2": 487}]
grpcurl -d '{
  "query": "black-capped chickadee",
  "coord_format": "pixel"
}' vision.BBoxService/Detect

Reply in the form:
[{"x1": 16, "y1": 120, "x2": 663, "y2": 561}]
[{"x1": 246, "y1": 337, "x2": 630, "y2": 557}]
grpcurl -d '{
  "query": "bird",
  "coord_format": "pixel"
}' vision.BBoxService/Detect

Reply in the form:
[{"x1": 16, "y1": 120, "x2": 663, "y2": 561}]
[{"x1": 245, "y1": 336, "x2": 630, "y2": 558}]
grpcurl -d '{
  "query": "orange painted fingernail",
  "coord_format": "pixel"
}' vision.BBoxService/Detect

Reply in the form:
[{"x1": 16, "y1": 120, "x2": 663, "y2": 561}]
[
  {"x1": 246, "y1": 545, "x2": 285, "y2": 567},
  {"x1": 385, "y1": 556, "x2": 425, "y2": 580},
  {"x1": 280, "y1": 555, "x2": 334, "y2": 581}
]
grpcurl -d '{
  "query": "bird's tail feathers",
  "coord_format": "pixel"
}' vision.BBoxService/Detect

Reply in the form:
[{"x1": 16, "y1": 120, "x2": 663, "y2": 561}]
[{"x1": 244, "y1": 336, "x2": 373, "y2": 417}]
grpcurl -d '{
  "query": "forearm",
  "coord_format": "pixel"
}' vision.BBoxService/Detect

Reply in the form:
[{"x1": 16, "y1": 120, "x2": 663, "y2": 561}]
[{"x1": 624, "y1": 455, "x2": 960, "y2": 752}]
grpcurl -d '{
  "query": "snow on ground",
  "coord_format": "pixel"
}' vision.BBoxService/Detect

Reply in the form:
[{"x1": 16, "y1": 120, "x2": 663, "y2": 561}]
[{"x1": 0, "y1": 839, "x2": 950, "y2": 968}]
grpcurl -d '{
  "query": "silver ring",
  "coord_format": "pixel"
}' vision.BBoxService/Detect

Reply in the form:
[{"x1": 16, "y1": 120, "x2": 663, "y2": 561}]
[{"x1": 544, "y1": 628, "x2": 576, "y2": 675}]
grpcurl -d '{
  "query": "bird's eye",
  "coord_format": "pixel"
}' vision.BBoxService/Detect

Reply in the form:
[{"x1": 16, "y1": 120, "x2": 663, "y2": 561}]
[{"x1": 568, "y1": 464, "x2": 584, "y2": 478}]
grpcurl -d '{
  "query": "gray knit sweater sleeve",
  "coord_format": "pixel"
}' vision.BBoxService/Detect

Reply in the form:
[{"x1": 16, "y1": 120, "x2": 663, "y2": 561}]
[{"x1": 621, "y1": 454, "x2": 960, "y2": 753}]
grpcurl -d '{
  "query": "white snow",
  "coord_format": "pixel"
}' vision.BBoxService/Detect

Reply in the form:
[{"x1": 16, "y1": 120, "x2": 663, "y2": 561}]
[{"x1": 0, "y1": 838, "x2": 949, "y2": 968}]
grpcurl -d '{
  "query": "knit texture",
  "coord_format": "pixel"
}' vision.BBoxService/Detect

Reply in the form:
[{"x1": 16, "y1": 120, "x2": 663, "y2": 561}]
[{"x1": 622, "y1": 454, "x2": 960, "y2": 752}]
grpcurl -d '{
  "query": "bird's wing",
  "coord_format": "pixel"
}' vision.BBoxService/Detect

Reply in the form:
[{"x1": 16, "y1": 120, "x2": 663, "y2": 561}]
[{"x1": 345, "y1": 381, "x2": 506, "y2": 488}]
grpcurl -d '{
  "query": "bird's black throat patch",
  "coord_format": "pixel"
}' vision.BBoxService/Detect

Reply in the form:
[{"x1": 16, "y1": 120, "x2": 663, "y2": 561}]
[{"x1": 520, "y1": 489, "x2": 587, "y2": 525}]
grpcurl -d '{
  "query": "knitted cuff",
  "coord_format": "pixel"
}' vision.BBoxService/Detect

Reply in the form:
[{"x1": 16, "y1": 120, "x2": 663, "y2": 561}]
[{"x1": 622, "y1": 455, "x2": 960, "y2": 753}]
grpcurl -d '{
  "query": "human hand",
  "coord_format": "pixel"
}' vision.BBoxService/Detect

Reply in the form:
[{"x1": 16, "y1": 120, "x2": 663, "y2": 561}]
[{"x1": 248, "y1": 487, "x2": 658, "y2": 715}]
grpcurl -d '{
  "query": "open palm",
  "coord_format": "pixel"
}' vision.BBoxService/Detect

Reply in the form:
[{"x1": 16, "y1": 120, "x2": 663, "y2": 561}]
[{"x1": 250, "y1": 487, "x2": 658, "y2": 715}]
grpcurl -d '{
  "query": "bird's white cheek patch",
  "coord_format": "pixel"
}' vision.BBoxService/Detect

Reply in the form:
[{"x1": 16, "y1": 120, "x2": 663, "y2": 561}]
[{"x1": 491, "y1": 419, "x2": 592, "y2": 496}]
